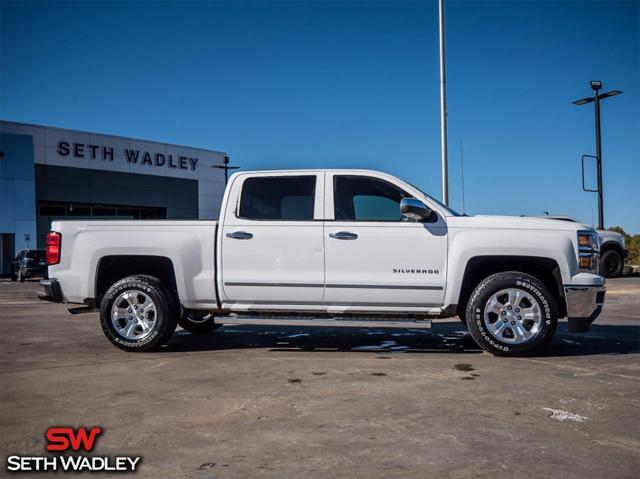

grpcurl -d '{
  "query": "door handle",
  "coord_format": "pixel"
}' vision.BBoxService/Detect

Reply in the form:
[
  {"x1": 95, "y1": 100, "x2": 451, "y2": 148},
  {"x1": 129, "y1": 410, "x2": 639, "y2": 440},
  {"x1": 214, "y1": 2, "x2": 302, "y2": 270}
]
[
  {"x1": 226, "y1": 231, "x2": 253, "y2": 240},
  {"x1": 329, "y1": 231, "x2": 358, "y2": 240}
]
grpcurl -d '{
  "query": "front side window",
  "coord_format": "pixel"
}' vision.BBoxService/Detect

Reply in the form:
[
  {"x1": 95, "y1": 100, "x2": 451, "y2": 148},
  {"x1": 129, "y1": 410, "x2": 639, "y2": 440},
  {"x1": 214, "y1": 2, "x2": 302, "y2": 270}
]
[
  {"x1": 239, "y1": 176, "x2": 316, "y2": 220},
  {"x1": 334, "y1": 175, "x2": 412, "y2": 221}
]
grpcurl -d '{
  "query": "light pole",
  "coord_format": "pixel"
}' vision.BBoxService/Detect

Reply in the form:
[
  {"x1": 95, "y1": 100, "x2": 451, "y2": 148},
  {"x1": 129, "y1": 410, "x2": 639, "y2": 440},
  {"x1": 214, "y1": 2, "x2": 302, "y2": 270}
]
[
  {"x1": 438, "y1": 0, "x2": 449, "y2": 205},
  {"x1": 212, "y1": 156, "x2": 240, "y2": 185},
  {"x1": 573, "y1": 81, "x2": 622, "y2": 230}
]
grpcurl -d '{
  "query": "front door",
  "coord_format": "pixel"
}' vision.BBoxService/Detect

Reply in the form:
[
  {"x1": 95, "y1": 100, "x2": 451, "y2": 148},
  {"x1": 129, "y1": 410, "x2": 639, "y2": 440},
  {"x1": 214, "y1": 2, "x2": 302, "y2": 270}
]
[
  {"x1": 324, "y1": 173, "x2": 447, "y2": 310},
  {"x1": 220, "y1": 172, "x2": 325, "y2": 307}
]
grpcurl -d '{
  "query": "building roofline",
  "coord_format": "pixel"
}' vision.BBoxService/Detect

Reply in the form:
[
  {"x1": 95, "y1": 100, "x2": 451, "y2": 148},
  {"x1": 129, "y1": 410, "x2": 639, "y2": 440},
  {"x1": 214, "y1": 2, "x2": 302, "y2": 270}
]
[{"x1": 0, "y1": 119, "x2": 228, "y2": 156}]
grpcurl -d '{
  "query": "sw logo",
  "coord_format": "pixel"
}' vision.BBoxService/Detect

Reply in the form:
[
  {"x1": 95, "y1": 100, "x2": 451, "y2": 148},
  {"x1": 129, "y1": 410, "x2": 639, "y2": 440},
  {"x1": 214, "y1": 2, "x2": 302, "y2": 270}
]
[
  {"x1": 46, "y1": 426, "x2": 103, "y2": 452},
  {"x1": 5, "y1": 426, "x2": 141, "y2": 473}
]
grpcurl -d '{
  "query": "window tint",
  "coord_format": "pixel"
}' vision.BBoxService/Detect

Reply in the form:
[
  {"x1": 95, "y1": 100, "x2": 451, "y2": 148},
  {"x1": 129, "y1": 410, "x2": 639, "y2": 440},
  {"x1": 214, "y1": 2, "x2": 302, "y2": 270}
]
[
  {"x1": 26, "y1": 251, "x2": 45, "y2": 260},
  {"x1": 239, "y1": 176, "x2": 316, "y2": 220},
  {"x1": 334, "y1": 176, "x2": 411, "y2": 221}
]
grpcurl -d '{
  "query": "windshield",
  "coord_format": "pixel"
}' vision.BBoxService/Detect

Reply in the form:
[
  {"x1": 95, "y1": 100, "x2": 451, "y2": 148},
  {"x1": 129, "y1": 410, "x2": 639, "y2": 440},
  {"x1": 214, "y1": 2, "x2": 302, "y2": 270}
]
[{"x1": 408, "y1": 182, "x2": 463, "y2": 216}]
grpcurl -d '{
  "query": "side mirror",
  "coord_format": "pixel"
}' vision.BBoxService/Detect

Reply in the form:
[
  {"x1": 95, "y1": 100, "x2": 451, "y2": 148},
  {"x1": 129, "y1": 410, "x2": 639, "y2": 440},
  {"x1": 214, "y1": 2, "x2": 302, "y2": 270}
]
[{"x1": 400, "y1": 198, "x2": 432, "y2": 222}]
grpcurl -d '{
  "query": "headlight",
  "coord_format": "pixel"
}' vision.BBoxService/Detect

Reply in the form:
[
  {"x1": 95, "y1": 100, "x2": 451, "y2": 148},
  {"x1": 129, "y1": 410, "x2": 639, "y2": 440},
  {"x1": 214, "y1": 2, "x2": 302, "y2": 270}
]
[{"x1": 577, "y1": 230, "x2": 600, "y2": 273}]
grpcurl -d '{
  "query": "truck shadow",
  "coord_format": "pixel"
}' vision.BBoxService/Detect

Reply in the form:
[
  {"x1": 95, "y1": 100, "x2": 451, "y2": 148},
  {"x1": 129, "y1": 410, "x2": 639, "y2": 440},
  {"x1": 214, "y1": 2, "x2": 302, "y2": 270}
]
[{"x1": 163, "y1": 321, "x2": 640, "y2": 357}]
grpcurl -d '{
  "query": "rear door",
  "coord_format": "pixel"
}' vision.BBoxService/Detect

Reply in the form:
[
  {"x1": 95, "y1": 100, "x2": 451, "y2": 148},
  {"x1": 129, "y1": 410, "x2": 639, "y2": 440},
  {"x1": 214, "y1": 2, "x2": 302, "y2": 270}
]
[
  {"x1": 324, "y1": 173, "x2": 447, "y2": 310},
  {"x1": 220, "y1": 172, "x2": 325, "y2": 306}
]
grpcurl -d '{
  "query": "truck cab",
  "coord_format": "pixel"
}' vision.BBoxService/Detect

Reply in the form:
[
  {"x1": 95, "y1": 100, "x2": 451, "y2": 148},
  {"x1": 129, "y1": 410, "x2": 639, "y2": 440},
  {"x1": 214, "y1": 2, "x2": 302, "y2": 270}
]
[{"x1": 218, "y1": 170, "x2": 449, "y2": 314}]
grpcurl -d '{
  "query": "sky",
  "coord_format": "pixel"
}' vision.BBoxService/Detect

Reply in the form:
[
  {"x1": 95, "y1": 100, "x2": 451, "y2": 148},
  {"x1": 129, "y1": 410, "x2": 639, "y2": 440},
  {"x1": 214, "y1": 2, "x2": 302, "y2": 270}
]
[{"x1": 1, "y1": 0, "x2": 638, "y2": 233}]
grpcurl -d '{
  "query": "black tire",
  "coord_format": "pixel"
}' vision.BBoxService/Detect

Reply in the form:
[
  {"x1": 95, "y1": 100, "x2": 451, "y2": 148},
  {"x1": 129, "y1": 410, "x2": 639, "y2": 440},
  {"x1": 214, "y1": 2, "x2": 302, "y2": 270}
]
[
  {"x1": 465, "y1": 271, "x2": 558, "y2": 356},
  {"x1": 600, "y1": 250, "x2": 623, "y2": 278},
  {"x1": 133, "y1": 275, "x2": 180, "y2": 345},
  {"x1": 100, "y1": 275, "x2": 178, "y2": 352},
  {"x1": 10, "y1": 273, "x2": 17, "y2": 282},
  {"x1": 178, "y1": 311, "x2": 222, "y2": 334}
]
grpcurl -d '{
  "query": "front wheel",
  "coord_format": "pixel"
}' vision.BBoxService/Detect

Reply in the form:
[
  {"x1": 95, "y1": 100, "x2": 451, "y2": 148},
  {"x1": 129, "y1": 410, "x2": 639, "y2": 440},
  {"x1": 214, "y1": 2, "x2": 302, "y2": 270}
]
[
  {"x1": 465, "y1": 272, "x2": 557, "y2": 356},
  {"x1": 600, "y1": 250, "x2": 623, "y2": 278},
  {"x1": 100, "y1": 275, "x2": 177, "y2": 352}
]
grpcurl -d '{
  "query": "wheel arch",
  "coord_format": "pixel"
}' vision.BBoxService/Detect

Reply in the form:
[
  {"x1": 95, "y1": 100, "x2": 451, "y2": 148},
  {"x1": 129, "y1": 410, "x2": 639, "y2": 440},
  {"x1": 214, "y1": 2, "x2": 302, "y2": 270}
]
[
  {"x1": 456, "y1": 256, "x2": 566, "y2": 318},
  {"x1": 600, "y1": 241, "x2": 624, "y2": 255},
  {"x1": 95, "y1": 255, "x2": 179, "y2": 305}
]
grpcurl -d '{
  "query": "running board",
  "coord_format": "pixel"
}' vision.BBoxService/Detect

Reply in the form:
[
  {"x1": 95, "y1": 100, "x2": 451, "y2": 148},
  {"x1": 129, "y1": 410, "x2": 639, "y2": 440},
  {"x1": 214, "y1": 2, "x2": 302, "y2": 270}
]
[
  {"x1": 68, "y1": 306, "x2": 98, "y2": 315},
  {"x1": 214, "y1": 315, "x2": 432, "y2": 329}
]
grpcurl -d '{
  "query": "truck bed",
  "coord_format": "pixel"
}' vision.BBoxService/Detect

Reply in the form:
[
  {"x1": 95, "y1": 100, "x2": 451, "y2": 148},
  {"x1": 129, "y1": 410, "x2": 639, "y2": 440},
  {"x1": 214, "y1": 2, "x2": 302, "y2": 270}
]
[{"x1": 48, "y1": 220, "x2": 219, "y2": 309}]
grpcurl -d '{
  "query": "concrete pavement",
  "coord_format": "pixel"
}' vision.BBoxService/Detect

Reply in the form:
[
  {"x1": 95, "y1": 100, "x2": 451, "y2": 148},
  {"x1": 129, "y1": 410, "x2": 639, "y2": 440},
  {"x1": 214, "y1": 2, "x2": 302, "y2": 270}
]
[{"x1": 1, "y1": 278, "x2": 638, "y2": 478}]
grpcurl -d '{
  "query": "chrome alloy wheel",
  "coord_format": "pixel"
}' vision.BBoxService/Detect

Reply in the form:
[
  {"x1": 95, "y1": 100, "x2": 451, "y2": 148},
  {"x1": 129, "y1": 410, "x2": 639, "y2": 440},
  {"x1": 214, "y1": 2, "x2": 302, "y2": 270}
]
[
  {"x1": 111, "y1": 290, "x2": 158, "y2": 341},
  {"x1": 483, "y1": 288, "x2": 542, "y2": 344}
]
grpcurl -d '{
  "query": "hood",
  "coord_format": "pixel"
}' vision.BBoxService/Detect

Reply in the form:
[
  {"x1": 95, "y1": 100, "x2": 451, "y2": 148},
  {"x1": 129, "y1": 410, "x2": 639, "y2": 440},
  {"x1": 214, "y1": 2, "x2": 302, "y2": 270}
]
[
  {"x1": 597, "y1": 229, "x2": 624, "y2": 247},
  {"x1": 446, "y1": 215, "x2": 594, "y2": 232},
  {"x1": 597, "y1": 229, "x2": 623, "y2": 240}
]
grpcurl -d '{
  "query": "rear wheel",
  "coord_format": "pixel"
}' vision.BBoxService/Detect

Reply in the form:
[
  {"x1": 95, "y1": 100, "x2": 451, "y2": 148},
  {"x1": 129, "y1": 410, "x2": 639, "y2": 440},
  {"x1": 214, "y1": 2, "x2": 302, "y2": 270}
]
[
  {"x1": 100, "y1": 275, "x2": 177, "y2": 352},
  {"x1": 178, "y1": 311, "x2": 222, "y2": 334},
  {"x1": 600, "y1": 249, "x2": 623, "y2": 278},
  {"x1": 465, "y1": 271, "x2": 557, "y2": 356}
]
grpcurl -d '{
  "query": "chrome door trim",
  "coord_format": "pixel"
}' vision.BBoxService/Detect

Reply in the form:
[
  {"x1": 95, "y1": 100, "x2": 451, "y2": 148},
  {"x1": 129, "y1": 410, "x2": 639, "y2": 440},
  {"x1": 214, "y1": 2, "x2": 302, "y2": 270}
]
[
  {"x1": 326, "y1": 284, "x2": 443, "y2": 290},
  {"x1": 224, "y1": 299, "x2": 442, "y2": 307},
  {"x1": 225, "y1": 282, "x2": 442, "y2": 291},
  {"x1": 225, "y1": 282, "x2": 323, "y2": 288}
]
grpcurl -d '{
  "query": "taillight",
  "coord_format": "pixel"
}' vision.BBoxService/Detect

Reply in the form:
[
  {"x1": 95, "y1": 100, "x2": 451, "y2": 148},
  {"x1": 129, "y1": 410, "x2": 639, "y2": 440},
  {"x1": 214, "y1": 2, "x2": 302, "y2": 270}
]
[{"x1": 46, "y1": 232, "x2": 61, "y2": 265}]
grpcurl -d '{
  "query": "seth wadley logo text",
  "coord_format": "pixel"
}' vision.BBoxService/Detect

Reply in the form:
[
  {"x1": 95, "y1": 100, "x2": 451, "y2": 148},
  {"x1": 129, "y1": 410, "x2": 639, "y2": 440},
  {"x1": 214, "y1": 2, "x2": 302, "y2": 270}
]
[
  {"x1": 6, "y1": 427, "x2": 142, "y2": 473},
  {"x1": 57, "y1": 140, "x2": 199, "y2": 171}
]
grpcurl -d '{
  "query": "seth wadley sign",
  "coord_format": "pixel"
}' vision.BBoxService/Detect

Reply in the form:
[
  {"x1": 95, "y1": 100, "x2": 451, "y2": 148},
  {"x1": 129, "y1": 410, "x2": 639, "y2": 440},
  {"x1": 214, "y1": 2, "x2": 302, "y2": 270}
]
[{"x1": 57, "y1": 141, "x2": 199, "y2": 171}]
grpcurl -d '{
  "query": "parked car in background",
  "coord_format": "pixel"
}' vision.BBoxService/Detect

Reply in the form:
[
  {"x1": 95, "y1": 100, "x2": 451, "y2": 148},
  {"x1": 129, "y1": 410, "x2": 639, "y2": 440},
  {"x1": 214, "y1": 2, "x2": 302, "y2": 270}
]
[
  {"x1": 11, "y1": 250, "x2": 48, "y2": 282},
  {"x1": 540, "y1": 216, "x2": 627, "y2": 278}
]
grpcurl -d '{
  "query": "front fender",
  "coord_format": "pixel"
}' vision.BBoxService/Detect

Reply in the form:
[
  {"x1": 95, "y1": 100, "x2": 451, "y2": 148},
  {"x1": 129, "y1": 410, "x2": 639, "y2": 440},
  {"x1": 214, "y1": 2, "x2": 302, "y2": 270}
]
[{"x1": 444, "y1": 228, "x2": 576, "y2": 306}]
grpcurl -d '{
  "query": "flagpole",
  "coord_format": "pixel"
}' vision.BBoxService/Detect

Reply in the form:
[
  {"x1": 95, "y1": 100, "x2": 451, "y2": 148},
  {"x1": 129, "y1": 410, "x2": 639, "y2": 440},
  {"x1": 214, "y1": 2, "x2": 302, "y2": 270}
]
[{"x1": 438, "y1": 0, "x2": 449, "y2": 205}]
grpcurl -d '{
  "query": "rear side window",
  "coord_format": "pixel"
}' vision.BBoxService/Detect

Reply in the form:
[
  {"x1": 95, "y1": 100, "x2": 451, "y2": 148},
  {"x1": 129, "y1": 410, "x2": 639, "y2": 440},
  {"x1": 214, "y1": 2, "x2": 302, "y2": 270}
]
[
  {"x1": 238, "y1": 176, "x2": 316, "y2": 220},
  {"x1": 334, "y1": 175, "x2": 411, "y2": 221}
]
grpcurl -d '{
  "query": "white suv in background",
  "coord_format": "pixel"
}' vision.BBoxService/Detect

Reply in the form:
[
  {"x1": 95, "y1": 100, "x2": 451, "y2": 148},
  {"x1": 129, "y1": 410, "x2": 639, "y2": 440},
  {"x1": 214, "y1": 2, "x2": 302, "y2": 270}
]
[{"x1": 542, "y1": 216, "x2": 627, "y2": 277}]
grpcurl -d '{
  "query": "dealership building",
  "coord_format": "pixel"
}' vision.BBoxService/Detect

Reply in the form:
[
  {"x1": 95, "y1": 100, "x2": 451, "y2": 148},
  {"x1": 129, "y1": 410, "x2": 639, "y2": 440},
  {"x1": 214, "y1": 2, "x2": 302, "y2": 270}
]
[{"x1": 0, "y1": 121, "x2": 227, "y2": 276}]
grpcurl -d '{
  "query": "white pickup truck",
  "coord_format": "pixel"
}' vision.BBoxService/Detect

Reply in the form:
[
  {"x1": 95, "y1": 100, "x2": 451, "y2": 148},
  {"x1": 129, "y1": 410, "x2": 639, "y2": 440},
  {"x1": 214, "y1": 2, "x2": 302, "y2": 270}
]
[{"x1": 40, "y1": 169, "x2": 606, "y2": 356}]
